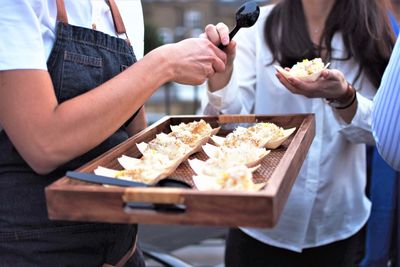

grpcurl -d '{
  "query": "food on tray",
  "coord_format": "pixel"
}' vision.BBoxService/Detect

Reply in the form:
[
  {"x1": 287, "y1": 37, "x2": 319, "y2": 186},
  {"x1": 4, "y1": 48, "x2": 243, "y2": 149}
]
[
  {"x1": 247, "y1": 122, "x2": 297, "y2": 149},
  {"x1": 169, "y1": 119, "x2": 220, "y2": 150},
  {"x1": 211, "y1": 122, "x2": 296, "y2": 149},
  {"x1": 94, "y1": 154, "x2": 181, "y2": 185},
  {"x1": 274, "y1": 58, "x2": 330, "y2": 82},
  {"x1": 189, "y1": 158, "x2": 259, "y2": 177},
  {"x1": 170, "y1": 119, "x2": 214, "y2": 138},
  {"x1": 202, "y1": 143, "x2": 270, "y2": 168},
  {"x1": 191, "y1": 164, "x2": 266, "y2": 191},
  {"x1": 98, "y1": 152, "x2": 182, "y2": 185},
  {"x1": 117, "y1": 154, "x2": 174, "y2": 171},
  {"x1": 168, "y1": 130, "x2": 205, "y2": 148},
  {"x1": 211, "y1": 126, "x2": 271, "y2": 148},
  {"x1": 94, "y1": 166, "x2": 163, "y2": 185},
  {"x1": 94, "y1": 120, "x2": 219, "y2": 185},
  {"x1": 137, "y1": 133, "x2": 191, "y2": 161}
]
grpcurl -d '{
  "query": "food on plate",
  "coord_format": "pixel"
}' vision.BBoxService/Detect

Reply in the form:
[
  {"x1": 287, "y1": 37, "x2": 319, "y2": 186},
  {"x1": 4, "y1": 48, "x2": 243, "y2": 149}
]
[
  {"x1": 94, "y1": 154, "x2": 181, "y2": 185},
  {"x1": 211, "y1": 122, "x2": 296, "y2": 149},
  {"x1": 168, "y1": 130, "x2": 204, "y2": 148},
  {"x1": 170, "y1": 119, "x2": 214, "y2": 138},
  {"x1": 117, "y1": 154, "x2": 173, "y2": 171},
  {"x1": 274, "y1": 58, "x2": 330, "y2": 82},
  {"x1": 137, "y1": 133, "x2": 191, "y2": 161},
  {"x1": 94, "y1": 165, "x2": 162, "y2": 185},
  {"x1": 191, "y1": 164, "x2": 266, "y2": 191},
  {"x1": 189, "y1": 158, "x2": 259, "y2": 178},
  {"x1": 169, "y1": 119, "x2": 220, "y2": 149},
  {"x1": 202, "y1": 143, "x2": 270, "y2": 168},
  {"x1": 247, "y1": 122, "x2": 296, "y2": 149},
  {"x1": 211, "y1": 126, "x2": 272, "y2": 148},
  {"x1": 94, "y1": 120, "x2": 219, "y2": 185}
]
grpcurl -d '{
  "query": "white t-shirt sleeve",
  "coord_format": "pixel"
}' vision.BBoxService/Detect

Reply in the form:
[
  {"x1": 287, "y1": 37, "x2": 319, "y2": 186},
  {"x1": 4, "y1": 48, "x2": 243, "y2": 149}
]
[{"x1": 0, "y1": 0, "x2": 48, "y2": 70}]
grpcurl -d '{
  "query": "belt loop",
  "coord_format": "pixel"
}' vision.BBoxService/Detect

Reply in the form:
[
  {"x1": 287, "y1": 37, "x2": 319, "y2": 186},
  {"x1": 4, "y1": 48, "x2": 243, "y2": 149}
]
[{"x1": 56, "y1": 0, "x2": 68, "y2": 24}]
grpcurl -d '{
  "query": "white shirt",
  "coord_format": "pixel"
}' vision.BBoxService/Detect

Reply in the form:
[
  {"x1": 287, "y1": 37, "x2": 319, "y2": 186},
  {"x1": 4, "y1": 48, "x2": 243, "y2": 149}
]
[
  {"x1": 0, "y1": 0, "x2": 144, "y2": 131},
  {"x1": 0, "y1": 0, "x2": 144, "y2": 71},
  {"x1": 202, "y1": 5, "x2": 374, "y2": 252}
]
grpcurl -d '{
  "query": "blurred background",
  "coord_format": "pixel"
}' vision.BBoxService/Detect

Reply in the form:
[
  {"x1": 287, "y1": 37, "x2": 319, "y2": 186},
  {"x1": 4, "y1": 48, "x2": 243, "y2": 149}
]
[
  {"x1": 142, "y1": 0, "x2": 270, "y2": 124},
  {"x1": 141, "y1": 0, "x2": 400, "y2": 125}
]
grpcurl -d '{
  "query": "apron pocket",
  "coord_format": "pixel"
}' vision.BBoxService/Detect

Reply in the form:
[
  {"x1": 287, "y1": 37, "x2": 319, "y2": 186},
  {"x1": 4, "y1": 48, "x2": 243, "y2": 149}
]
[{"x1": 58, "y1": 51, "x2": 103, "y2": 102}]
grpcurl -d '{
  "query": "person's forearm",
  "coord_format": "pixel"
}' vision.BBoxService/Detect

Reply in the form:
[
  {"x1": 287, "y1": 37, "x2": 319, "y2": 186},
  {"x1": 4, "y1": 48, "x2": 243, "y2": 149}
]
[
  {"x1": 334, "y1": 95, "x2": 358, "y2": 124},
  {"x1": 1, "y1": 38, "x2": 227, "y2": 174},
  {"x1": 0, "y1": 48, "x2": 172, "y2": 174},
  {"x1": 335, "y1": 101, "x2": 357, "y2": 124},
  {"x1": 327, "y1": 81, "x2": 358, "y2": 124},
  {"x1": 49, "y1": 49, "x2": 172, "y2": 165}
]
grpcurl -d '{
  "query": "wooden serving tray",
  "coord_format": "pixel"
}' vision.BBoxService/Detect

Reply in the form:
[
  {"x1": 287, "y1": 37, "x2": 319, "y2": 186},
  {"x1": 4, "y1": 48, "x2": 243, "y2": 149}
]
[{"x1": 45, "y1": 114, "x2": 315, "y2": 228}]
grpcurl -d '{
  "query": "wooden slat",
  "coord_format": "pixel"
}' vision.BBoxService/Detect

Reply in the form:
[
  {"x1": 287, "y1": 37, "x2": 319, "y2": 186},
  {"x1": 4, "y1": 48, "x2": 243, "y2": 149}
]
[
  {"x1": 123, "y1": 188, "x2": 185, "y2": 204},
  {"x1": 218, "y1": 114, "x2": 256, "y2": 123}
]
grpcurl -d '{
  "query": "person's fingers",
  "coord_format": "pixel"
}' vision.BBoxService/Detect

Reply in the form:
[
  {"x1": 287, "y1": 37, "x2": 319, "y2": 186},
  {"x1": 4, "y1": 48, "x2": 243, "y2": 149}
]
[
  {"x1": 215, "y1": 22, "x2": 230, "y2": 45},
  {"x1": 322, "y1": 69, "x2": 343, "y2": 82},
  {"x1": 207, "y1": 66, "x2": 216, "y2": 78},
  {"x1": 276, "y1": 73, "x2": 318, "y2": 97},
  {"x1": 208, "y1": 39, "x2": 228, "y2": 64},
  {"x1": 276, "y1": 73, "x2": 300, "y2": 94},
  {"x1": 222, "y1": 40, "x2": 236, "y2": 65},
  {"x1": 210, "y1": 55, "x2": 226, "y2": 73},
  {"x1": 205, "y1": 24, "x2": 221, "y2": 45},
  {"x1": 320, "y1": 69, "x2": 330, "y2": 79}
]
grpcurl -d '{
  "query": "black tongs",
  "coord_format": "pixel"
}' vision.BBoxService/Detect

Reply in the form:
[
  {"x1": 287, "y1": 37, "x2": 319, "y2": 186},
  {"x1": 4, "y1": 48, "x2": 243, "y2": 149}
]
[
  {"x1": 66, "y1": 171, "x2": 190, "y2": 189},
  {"x1": 218, "y1": 1, "x2": 260, "y2": 49}
]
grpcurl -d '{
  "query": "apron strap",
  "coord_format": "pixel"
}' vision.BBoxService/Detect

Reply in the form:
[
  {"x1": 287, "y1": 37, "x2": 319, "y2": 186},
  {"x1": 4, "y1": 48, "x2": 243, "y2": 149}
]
[
  {"x1": 102, "y1": 234, "x2": 138, "y2": 267},
  {"x1": 55, "y1": 0, "x2": 131, "y2": 44},
  {"x1": 106, "y1": 0, "x2": 127, "y2": 35},
  {"x1": 106, "y1": 0, "x2": 131, "y2": 45}
]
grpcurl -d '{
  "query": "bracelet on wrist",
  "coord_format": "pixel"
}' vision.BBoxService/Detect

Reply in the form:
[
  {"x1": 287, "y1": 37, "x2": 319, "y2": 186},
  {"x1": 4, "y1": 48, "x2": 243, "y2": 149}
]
[{"x1": 325, "y1": 82, "x2": 357, "y2": 109}]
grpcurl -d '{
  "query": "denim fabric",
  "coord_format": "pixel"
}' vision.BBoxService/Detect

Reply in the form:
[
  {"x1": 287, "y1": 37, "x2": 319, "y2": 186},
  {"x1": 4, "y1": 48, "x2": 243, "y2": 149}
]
[{"x1": 0, "y1": 22, "x2": 144, "y2": 266}]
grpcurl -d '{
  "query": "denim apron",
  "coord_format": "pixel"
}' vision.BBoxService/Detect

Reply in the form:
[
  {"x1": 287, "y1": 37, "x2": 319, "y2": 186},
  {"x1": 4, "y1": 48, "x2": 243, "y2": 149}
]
[{"x1": 0, "y1": 1, "x2": 144, "y2": 266}]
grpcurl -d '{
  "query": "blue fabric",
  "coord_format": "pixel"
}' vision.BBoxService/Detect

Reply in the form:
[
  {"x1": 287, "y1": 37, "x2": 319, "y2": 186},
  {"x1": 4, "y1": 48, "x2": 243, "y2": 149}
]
[
  {"x1": 389, "y1": 13, "x2": 399, "y2": 37},
  {"x1": 360, "y1": 149, "x2": 397, "y2": 267},
  {"x1": 360, "y1": 14, "x2": 399, "y2": 267}
]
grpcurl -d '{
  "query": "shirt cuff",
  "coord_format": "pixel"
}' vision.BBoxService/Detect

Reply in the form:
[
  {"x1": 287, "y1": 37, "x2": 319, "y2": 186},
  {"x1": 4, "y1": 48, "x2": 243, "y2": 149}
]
[
  {"x1": 206, "y1": 70, "x2": 239, "y2": 113},
  {"x1": 331, "y1": 92, "x2": 375, "y2": 144}
]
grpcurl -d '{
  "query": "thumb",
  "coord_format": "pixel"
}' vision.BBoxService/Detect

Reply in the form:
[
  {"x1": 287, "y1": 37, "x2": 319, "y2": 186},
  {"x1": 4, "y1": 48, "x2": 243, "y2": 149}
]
[{"x1": 320, "y1": 69, "x2": 330, "y2": 79}]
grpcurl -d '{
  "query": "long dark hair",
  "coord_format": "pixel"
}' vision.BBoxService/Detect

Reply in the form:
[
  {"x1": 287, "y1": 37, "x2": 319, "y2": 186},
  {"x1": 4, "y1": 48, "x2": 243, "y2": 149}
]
[{"x1": 264, "y1": 0, "x2": 395, "y2": 88}]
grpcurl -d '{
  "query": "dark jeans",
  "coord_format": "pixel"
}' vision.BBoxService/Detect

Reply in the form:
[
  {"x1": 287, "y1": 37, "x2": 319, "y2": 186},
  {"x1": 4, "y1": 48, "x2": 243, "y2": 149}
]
[
  {"x1": 0, "y1": 223, "x2": 144, "y2": 267},
  {"x1": 225, "y1": 228, "x2": 364, "y2": 267}
]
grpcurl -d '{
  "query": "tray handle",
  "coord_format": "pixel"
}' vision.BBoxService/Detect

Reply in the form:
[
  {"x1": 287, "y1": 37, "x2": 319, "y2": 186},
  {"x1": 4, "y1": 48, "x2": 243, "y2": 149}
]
[
  {"x1": 218, "y1": 114, "x2": 256, "y2": 124},
  {"x1": 122, "y1": 187, "x2": 185, "y2": 204},
  {"x1": 123, "y1": 188, "x2": 186, "y2": 213}
]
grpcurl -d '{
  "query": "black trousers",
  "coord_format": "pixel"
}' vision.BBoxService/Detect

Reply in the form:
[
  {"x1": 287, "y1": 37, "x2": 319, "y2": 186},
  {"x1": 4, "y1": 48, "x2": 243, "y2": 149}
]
[{"x1": 225, "y1": 228, "x2": 364, "y2": 267}]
